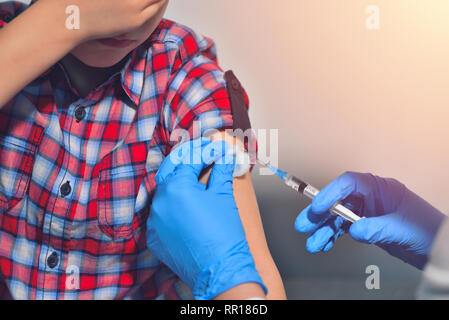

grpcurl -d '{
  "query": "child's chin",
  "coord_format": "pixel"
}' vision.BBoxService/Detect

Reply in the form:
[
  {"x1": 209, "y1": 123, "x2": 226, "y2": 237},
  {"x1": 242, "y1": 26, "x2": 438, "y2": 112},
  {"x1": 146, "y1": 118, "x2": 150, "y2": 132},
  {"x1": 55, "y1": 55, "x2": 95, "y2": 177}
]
[
  {"x1": 83, "y1": 56, "x2": 128, "y2": 68},
  {"x1": 70, "y1": 43, "x2": 136, "y2": 68}
]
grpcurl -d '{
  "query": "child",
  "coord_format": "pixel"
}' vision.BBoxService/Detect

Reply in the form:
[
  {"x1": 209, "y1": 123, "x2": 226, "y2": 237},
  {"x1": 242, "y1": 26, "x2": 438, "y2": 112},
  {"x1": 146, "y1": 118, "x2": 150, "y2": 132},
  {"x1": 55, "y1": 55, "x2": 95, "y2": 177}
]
[{"x1": 0, "y1": 0, "x2": 285, "y2": 299}]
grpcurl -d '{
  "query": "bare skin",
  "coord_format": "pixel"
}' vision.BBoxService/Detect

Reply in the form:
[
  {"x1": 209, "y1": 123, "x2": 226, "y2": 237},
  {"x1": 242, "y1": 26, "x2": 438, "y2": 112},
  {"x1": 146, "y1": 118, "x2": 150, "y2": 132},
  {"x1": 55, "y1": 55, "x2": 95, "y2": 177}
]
[
  {"x1": 0, "y1": 0, "x2": 286, "y2": 299},
  {"x1": 204, "y1": 132, "x2": 287, "y2": 300},
  {"x1": 70, "y1": 0, "x2": 169, "y2": 67},
  {"x1": 0, "y1": 0, "x2": 168, "y2": 107}
]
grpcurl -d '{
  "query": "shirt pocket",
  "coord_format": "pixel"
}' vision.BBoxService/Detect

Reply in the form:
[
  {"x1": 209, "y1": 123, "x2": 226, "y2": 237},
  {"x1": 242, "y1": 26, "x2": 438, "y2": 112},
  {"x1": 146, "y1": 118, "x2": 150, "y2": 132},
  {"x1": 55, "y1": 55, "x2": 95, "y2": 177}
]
[
  {"x1": 0, "y1": 137, "x2": 37, "y2": 212},
  {"x1": 97, "y1": 162, "x2": 147, "y2": 240}
]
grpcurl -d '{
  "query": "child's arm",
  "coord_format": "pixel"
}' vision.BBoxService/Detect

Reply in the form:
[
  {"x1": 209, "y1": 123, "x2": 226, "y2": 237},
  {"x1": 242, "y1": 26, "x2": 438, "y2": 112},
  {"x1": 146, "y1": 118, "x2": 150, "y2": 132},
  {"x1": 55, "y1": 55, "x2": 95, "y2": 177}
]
[
  {"x1": 0, "y1": 0, "x2": 162, "y2": 108},
  {"x1": 232, "y1": 172, "x2": 287, "y2": 299},
  {"x1": 202, "y1": 132, "x2": 287, "y2": 300},
  {"x1": 0, "y1": 0, "x2": 77, "y2": 108}
]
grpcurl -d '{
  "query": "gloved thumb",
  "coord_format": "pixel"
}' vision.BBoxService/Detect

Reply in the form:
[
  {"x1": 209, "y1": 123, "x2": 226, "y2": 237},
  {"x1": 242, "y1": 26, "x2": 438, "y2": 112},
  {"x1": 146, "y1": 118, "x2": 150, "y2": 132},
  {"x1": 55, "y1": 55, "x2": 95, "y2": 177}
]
[
  {"x1": 208, "y1": 153, "x2": 236, "y2": 194},
  {"x1": 349, "y1": 215, "x2": 395, "y2": 245},
  {"x1": 156, "y1": 137, "x2": 212, "y2": 184}
]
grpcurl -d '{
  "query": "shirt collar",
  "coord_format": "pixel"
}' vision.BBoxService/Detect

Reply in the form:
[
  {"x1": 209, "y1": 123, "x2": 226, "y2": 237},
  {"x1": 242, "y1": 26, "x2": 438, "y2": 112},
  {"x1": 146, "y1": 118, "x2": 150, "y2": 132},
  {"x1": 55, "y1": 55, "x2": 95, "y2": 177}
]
[
  {"x1": 41, "y1": 44, "x2": 148, "y2": 109},
  {"x1": 120, "y1": 45, "x2": 148, "y2": 108}
]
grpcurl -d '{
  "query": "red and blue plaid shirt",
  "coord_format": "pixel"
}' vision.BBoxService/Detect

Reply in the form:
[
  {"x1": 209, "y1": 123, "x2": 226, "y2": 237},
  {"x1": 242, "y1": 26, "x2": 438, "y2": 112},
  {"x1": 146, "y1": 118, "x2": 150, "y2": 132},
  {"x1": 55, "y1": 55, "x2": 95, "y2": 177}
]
[{"x1": 0, "y1": 1, "x2": 247, "y2": 299}]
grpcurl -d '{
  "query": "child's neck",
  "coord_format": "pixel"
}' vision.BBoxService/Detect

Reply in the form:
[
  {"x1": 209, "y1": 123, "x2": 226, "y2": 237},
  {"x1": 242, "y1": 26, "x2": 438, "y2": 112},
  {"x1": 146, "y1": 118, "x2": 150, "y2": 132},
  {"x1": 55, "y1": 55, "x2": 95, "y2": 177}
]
[{"x1": 59, "y1": 53, "x2": 131, "y2": 98}]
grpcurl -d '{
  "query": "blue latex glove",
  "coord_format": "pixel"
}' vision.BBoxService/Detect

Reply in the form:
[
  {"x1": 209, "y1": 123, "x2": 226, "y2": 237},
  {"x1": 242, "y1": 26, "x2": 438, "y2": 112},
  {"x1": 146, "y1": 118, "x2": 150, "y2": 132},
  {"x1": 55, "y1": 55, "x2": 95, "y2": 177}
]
[
  {"x1": 295, "y1": 172, "x2": 446, "y2": 269},
  {"x1": 147, "y1": 138, "x2": 267, "y2": 300}
]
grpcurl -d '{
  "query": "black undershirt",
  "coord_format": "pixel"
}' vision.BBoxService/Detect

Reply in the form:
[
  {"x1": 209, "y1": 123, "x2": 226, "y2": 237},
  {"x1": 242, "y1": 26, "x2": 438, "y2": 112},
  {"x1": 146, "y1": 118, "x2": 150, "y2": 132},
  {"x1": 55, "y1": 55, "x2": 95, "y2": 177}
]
[{"x1": 59, "y1": 53, "x2": 131, "y2": 98}]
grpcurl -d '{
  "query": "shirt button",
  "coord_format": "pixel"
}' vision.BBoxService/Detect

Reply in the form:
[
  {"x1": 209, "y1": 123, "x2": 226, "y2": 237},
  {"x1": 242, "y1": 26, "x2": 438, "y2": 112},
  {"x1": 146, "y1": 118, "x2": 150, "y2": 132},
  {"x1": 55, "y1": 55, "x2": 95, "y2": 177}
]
[
  {"x1": 60, "y1": 181, "x2": 71, "y2": 197},
  {"x1": 74, "y1": 107, "x2": 86, "y2": 122},
  {"x1": 47, "y1": 252, "x2": 59, "y2": 269}
]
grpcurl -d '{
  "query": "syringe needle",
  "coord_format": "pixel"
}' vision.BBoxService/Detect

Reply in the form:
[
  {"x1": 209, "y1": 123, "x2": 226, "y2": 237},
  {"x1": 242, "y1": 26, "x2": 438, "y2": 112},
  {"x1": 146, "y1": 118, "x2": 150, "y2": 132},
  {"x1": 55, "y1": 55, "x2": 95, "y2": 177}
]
[
  {"x1": 256, "y1": 158, "x2": 270, "y2": 167},
  {"x1": 259, "y1": 161, "x2": 362, "y2": 223}
]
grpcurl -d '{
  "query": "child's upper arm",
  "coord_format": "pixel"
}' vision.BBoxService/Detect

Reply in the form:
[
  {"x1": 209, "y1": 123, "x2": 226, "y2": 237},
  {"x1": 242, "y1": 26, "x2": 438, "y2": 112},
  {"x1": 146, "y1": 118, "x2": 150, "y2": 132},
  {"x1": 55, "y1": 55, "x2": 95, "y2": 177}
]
[{"x1": 200, "y1": 131, "x2": 287, "y2": 300}]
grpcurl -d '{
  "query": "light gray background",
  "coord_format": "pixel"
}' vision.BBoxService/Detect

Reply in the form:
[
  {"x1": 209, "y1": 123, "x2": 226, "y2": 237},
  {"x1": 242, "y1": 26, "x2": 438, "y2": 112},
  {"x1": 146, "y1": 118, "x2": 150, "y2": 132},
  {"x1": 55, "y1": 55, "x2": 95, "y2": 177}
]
[{"x1": 166, "y1": 0, "x2": 449, "y2": 299}]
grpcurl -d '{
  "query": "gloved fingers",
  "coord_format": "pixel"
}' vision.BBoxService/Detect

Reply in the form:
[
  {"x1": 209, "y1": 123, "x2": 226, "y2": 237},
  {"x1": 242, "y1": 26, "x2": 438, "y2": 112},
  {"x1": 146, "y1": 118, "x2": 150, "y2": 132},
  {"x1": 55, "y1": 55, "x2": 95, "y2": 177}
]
[
  {"x1": 207, "y1": 151, "x2": 236, "y2": 193},
  {"x1": 311, "y1": 172, "x2": 360, "y2": 215},
  {"x1": 314, "y1": 172, "x2": 406, "y2": 219},
  {"x1": 295, "y1": 204, "x2": 331, "y2": 234},
  {"x1": 322, "y1": 240, "x2": 335, "y2": 252},
  {"x1": 156, "y1": 138, "x2": 230, "y2": 184},
  {"x1": 349, "y1": 214, "x2": 397, "y2": 244},
  {"x1": 323, "y1": 227, "x2": 347, "y2": 252},
  {"x1": 171, "y1": 140, "x2": 230, "y2": 181},
  {"x1": 305, "y1": 216, "x2": 346, "y2": 253},
  {"x1": 341, "y1": 194, "x2": 365, "y2": 217},
  {"x1": 155, "y1": 137, "x2": 212, "y2": 184},
  {"x1": 203, "y1": 140, "x2": 231, "y2": 167}
]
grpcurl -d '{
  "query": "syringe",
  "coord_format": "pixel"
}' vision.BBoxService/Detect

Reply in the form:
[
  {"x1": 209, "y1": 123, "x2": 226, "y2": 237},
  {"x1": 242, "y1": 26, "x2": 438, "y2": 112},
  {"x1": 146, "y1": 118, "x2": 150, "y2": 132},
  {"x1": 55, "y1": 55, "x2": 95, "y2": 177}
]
[{"x1": 257, "y1": 160, "x2": 361, "y2": 223}]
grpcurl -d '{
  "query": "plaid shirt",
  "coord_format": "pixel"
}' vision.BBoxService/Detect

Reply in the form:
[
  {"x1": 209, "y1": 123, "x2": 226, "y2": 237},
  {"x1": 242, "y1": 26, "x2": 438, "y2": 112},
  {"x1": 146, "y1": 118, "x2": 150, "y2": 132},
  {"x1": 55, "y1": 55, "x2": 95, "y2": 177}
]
[{"x1": 0, "y1": 1, "x2": 248, "y2": 299}]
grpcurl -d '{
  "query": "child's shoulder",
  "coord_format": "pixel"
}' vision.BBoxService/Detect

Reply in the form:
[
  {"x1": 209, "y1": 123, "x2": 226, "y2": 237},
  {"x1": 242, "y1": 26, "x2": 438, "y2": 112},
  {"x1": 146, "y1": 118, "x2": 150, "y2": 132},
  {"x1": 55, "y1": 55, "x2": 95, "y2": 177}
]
[{"x1": 145, "y1": 19, "x2": 217, "y2": 63}]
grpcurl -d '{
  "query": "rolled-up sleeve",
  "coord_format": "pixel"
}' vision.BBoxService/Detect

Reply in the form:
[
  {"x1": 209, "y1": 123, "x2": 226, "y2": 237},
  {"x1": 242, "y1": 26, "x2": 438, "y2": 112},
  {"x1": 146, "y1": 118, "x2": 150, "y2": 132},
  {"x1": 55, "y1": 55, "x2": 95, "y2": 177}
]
[
  {"x1": 0, "y1": 0, "x2": 35, "y2": 29},
  {"x1": 160, "y1": 54, "x2": 234, "y2": 148}
]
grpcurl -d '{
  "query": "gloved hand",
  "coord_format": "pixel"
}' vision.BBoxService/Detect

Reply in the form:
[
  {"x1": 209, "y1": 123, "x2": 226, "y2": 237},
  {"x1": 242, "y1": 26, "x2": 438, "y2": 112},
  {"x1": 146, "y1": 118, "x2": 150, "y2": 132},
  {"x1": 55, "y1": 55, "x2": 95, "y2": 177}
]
[
  {"x1": 147, "y1": 138, "x2": 267, "y2": 300},
  {"x1": 295, "y1": 172, "x2": 446, "y2": 269}
]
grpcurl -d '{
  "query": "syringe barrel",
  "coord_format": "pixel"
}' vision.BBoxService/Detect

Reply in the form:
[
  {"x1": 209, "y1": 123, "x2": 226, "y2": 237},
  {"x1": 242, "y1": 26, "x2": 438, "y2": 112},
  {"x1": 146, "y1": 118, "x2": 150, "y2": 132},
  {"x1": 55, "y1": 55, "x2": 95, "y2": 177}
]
[
  {"x1": 285, "y1": 175, "x2": 361, "y2": 223},
  {"x1": 284, "y1": 175, "x2": 308, "y2": 194},
  {"x1": 303, "y1": 185, "x2": 320, "y2": 200},
  {"x1": 330, "y1": 203, "x2": 361, "y2": 223}
]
